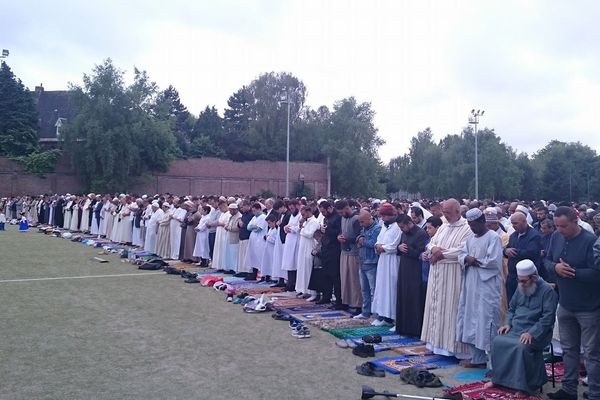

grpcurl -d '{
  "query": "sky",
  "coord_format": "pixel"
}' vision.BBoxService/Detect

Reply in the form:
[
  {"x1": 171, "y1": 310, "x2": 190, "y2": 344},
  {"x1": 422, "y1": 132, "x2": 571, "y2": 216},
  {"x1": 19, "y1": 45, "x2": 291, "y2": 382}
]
[{"x1": 2, "y1": 0, "x2": 600, "y2": 162}]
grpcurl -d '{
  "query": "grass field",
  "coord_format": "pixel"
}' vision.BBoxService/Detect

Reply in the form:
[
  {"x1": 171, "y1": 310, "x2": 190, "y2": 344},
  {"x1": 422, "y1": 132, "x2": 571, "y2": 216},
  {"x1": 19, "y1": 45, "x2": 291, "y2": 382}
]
[{"x1": 0, "y1": 226, "x2": 557, "y2": 400}]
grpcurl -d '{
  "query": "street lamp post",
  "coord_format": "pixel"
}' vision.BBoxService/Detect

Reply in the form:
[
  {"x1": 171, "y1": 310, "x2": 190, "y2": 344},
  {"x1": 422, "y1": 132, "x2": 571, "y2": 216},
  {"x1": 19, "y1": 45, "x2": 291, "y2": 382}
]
[
  {"x1": 468, "y1": 109, "x2": 485, "y2": 200},
  {"x1": 281, "y1": 91, "x2": 292, "y2": 198},
  {"x1": 1, "y1": 49, "x2": 9, "y2": 61}
]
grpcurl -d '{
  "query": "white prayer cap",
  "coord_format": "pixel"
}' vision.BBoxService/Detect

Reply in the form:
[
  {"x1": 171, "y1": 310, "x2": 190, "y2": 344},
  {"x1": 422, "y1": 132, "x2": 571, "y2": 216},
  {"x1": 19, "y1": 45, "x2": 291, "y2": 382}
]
[
  {"x1": 228, "y1": 203, "x2": 238, "y2": 209},
  {"x1": 219, "y1": 196, "x2": 226, "y2": 202},
  {"x1": 162, "y1": 202, "x2": 170, "y2": 208},
  {"x1": 66, "y1": 193, "x2": 71, "y2": 197},
  {"x1": 119, "y1": 193, "x2": 126, "y2": 198},
  {"x1": 465, "y1": 207, "x2": 484, "y2": 222},
  {"x1": 516, "y1": 259, "x2": 537, "y2": 276},
  {"x1": 151, "y1": 201, "x2": 159, "y2": 207},
  {"x1": 516, "y1": 204, "x2": 529, "y2": 215},
  {"x1": 112, "y1": 197, "x2": 118, "y2": 202},
  {"x1": 317, "y1": 198, "x2": 327, "y2": 205},
  {"x1": 142, "y1": 195, "x2": 148, "y2": 199},
  {"x1": 371, "y1": 198, "x2": 381, "y2": 204},
  {"x1": 301, "y1": 196, "x2": 307, "y2": 200},
  {"x1": 548, "y1": 204, "x2": 557, "y2": 212},
  {"x1": 184, "y1": 200, "x2": 194, "y2": 208},
  {"x1": 227, "y1": 196, "x2": 236, "y2": 203}
]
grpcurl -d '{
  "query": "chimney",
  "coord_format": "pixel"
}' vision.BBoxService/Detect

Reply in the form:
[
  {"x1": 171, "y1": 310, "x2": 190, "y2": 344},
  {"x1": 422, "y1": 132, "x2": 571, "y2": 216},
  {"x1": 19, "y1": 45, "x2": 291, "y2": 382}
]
[{"x1": 34, "y1": 83, "x2": 44, "y2": 97}]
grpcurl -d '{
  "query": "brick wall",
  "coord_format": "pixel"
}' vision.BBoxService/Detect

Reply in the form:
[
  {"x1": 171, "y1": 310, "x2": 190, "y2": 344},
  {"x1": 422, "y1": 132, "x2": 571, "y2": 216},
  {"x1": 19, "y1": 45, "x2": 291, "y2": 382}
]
[{"x1": 0, "y1": 157, "x2": 329, "y2": 197}]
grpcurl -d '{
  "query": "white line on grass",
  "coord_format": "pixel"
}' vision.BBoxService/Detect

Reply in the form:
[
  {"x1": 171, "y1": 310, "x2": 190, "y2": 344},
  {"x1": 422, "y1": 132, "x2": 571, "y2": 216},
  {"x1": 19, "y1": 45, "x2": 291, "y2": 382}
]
[{"x1": 0, "y1": 272, "x2": 165, "y2": 283}]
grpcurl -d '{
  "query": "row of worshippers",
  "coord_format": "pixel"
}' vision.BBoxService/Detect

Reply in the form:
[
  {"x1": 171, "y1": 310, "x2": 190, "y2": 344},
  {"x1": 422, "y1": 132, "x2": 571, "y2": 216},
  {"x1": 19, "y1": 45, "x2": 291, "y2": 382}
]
[{"x1": 4, "y1": 192, "x2": 600, "y2": 398}]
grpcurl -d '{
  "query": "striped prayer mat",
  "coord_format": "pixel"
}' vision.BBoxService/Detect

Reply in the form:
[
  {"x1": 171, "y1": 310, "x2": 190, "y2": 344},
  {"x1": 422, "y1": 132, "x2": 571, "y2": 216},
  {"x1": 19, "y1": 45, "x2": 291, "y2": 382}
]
[
  {"x1": 305, "y1": 318, "x2": 369, "y2": 330},
  {"x1": 327, "y1": 325, "x2": 397, "y2": 339},
  {"x1": 445, "y1": 381, "x2": 544, "y2": 400},
  {"x1": 391, "y1": 344, "x2": 431, "y2": 356},
  {"x1": 370, "y1": 354, "x2": 459, "y2": 374},
  {"x1": 272, "y1": 298, "x2": 313, "y2": 308},
  {"x1": 292, "y1": 311, "x2": 353, "y2": 322}
]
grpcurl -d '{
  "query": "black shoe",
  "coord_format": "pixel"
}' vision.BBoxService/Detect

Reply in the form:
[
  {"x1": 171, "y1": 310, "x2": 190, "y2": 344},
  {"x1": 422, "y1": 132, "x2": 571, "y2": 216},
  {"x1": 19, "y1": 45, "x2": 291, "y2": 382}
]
[
  {"x1": 316, "y1": 298, "x2": 331, "y2": 305},
  {"x1": 215, "y1": 269, "x2": 226, "y2": 273},
  {"x1": 329, "y1": 303, "x2": 348, "y2": 310},
  {"x1": 184, "y1": 277, "x2": 200, "y2": 283},
  {"x1": 244, "y1": 275, "x2": 257, "y2": 281},
  {"x1": 583, "y1": 393, "x2": 588, "y2": 400},
  {"x1": 259, "y1": 276, "x2": 267, "y2": 282},
  {"x1": 352, "y1": 344, "x2": 375, "y2": 358},
  {"x1": 548, "y1": 389, "x2": 577, "y2": 400},
  {"x1": 223, "y1": 270, "x2": 235, "y2": 275},
  {"x1": 234, "y1": 272, "x2": 249, "y2": 278},
  {"x1": 270, "y1": 282, "x2": 286, "y2": 288}
]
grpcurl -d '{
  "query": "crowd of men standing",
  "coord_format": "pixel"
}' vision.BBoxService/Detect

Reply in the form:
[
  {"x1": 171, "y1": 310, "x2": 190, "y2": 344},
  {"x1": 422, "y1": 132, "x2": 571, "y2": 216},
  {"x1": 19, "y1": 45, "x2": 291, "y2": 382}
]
[{"x1": 2, "y1": 193, "x2": 600, "y2": 399}]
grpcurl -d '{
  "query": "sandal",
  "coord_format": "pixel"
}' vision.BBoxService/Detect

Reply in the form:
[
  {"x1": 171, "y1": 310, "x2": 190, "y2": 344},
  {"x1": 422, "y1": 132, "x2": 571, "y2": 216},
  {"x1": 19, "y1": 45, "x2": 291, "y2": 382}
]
[
  {"x1": 362, "y1": 334, "x2": 383, "y2": 344},
  {"x1": 356, "y1": 362, "x2": 386, "y2": 378}
]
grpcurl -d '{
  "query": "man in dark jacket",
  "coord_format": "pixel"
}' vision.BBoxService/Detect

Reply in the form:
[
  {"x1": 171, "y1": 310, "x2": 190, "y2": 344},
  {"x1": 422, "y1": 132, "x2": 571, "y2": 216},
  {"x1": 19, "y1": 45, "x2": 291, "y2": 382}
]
[
  {"x1": 504, "y1": 211, "x2": 543, "y2": 302},
  {"x1": 316, "y1": 201, "x2": 342, "y2": 306},
  {"x1": 395, "y1": 214, "x2": 429, "y2": 336}
]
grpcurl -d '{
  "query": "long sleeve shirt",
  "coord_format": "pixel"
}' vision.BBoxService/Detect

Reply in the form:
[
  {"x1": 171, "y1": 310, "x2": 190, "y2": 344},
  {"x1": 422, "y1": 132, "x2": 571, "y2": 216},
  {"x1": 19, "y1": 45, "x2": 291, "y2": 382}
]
[{"x1": 544, "y1": 229, "x2": 600, "y2": 312}]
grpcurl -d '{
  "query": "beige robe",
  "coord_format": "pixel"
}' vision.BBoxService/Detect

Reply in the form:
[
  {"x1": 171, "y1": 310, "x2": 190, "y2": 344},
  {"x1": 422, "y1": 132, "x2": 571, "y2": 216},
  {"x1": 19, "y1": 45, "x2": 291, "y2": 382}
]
[
  {"x1": 421, "y1": 217, "x2": 473, "y2": 356},
  {"x1": 155, "y1": 213, "x2": 171, "y2": 259}
]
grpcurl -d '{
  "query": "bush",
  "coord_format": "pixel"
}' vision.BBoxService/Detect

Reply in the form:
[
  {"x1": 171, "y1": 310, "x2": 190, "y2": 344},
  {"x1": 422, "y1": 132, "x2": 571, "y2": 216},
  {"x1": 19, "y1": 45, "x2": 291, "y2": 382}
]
[{"x1": 13, "y1": 149, "x2": 62, "y2": 176}]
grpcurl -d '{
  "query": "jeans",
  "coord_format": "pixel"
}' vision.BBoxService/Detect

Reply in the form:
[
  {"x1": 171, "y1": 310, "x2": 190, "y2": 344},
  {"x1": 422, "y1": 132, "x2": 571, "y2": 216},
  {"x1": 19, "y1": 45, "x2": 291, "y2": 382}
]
[
  {"x1": 558, "y1": 306, "x2": 600, "y2": 400},
  {"x1": 359, "y1": 263, "x2": 377, "y2": 316}
]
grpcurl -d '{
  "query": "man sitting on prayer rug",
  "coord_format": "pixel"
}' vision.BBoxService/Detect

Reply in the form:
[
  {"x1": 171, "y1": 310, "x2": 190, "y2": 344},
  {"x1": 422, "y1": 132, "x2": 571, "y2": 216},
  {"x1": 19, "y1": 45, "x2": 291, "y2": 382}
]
[{"x1": 486, "y1": 259, "x2": 558, "y2": 395}]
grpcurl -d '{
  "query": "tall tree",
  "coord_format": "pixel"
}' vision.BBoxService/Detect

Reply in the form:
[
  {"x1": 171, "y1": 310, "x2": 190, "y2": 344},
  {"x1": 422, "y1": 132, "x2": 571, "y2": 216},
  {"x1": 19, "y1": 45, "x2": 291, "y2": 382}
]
[
  {"x1": 323, "y1": 97, "x2": 385, "y2": 197},
  {"x1": 0, "y1": 61, "x2": 39, "y2": 156},
  {"x1": 189, "y1": 106, "x2": 225, "y2": 157},
  {"x1": 154, "y1": 85, "x2": 194, "y2": 156},
  {"x1": 63, "y1": 59, "x2": 176, "y2": 192}
]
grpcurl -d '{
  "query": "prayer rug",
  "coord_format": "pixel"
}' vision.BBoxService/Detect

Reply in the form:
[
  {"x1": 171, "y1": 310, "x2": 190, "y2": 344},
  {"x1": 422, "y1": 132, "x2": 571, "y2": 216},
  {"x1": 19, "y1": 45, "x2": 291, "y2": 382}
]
[
  {"x1": 277, "y1": 304, "x2": 332, "y2": 313},
  {"x1": 327, "y1": 325, "x2": 397, "y2": 339},
  {"x1": 546, "y1": 362, "x2": 564, "y2": 383},
  {"x1": 243, "y1": 287, "x2": 285, "y2": 295},
  {"x1": 272, "y1": 298, "x2": 314, "y2": 308},
  {"x1": 391, "y1": 344, "x2": 432, "y2": 356},
  {"x1": 351, "y1": 336, "x2": 426, "y2": 353},
  {"x1": 292, "y1": 311, "x2": 353, "y2": 322},
  {"x1": 444, "y1": 381, "x2": 544, "y2": 400},
  {"x1": 306, "y1": 318, "x2": 369, "y2": 330},
  {"x1": 451, "y1": 369, "x2": 489, "y2": 383},
  {"x1": 371, "y1": 354, "x2": 459, "y2": 374}
]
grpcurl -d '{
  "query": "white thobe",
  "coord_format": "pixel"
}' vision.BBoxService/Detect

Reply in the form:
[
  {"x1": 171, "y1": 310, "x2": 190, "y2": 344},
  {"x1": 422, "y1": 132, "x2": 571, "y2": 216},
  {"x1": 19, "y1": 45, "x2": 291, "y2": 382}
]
[
  {"x1": 81, "y1": 199, "x2": 92, "y2": 232},
  {"x1": 212, "y1": 212, "x2": 231, "y2": 270},
  {"x1": 295, "y1": 216, "x2": 320, "y2": 293},
  {"x1": 193, "y1": 215, "x2": 210, "y2": 259},
  {"x1": 371, "y1": 222, "x2": 402, "y2": 319},
  {"x1": 169, "y1": 207, "x2": 187, "y2": 259},
  {"x1": 260, "y1": 227, "x2": 278, "y2": 277},
  {"x1": 244, "y1": 213, "x2": 267, "y2": 270},
  {"x1": 144, "y1": 209, "x2": 163, "y2": 253},
  {"x1": 63, "y1": 201, "x2": 73, "y2": 229},
  {"x1": 281, "y1": 212, "x2": 301, "y2": 271},
  {"x1": 69, "y1": 204, "x2": 79, "y2": 231},
  {"x1": 456, "y1": 230, "x2": 503, "y2": 353}
]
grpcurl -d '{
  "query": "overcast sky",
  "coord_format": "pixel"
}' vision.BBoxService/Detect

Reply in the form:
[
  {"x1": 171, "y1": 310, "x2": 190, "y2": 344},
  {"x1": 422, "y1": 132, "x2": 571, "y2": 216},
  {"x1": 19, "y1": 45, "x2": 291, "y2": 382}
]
[{"x1": 3, "y1": 0, "x2": 599, "y2": 161}]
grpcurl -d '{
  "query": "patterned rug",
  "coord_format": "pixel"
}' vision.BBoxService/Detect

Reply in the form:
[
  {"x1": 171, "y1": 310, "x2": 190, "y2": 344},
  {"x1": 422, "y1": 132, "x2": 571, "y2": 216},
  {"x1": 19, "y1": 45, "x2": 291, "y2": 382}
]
[
  {"x1": 545, "y1": 362, "x2": 564, "y2": 383},
  {"x1": 391, "y1": 344, "x2": 431, "y2": 356},
  {"x1": 327, "y1": 325, "x2": 397, "y2": 339},
  {"x1": 348, "y1": 336, "x2": 425, "y2": 353},
  {"x1": 306, "y1": 318, "x2": 369, "y2": 330},
  {"x1": 371, "y1": 354, "x2": 459, "y2": 374},
  {"x1": 272, "y1": 298, "x2": 314, "y2": 308},
  {"x1": 445, "y1": 381, "x2": 544, "y2": 400},
  {"x1": 292, "y1": 310, "x2": 353, "y2": 322}
]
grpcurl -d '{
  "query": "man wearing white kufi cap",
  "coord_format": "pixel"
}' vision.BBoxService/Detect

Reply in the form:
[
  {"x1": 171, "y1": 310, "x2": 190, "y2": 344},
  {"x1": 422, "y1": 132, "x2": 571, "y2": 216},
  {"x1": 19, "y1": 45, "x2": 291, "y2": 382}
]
[
  {"x1": 487, "y1": 259, "x2": 558, "y2": 395},
  {"x1": 456, "y1": 207, "x2": 503, "y2": 368},
  {"x1": 144, "y1": 201, "x2": 162, "y2": 254}
]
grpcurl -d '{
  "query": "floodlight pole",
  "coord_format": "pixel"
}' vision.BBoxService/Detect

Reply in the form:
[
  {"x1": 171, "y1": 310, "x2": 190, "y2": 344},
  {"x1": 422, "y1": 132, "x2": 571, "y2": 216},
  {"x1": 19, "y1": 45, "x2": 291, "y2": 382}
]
[
  {"x1": 281, "y1": 91, "x2": 292, "y2": 198},
  {"x1": 469, "y1": 109, "x2": 484, "y2": 200}
]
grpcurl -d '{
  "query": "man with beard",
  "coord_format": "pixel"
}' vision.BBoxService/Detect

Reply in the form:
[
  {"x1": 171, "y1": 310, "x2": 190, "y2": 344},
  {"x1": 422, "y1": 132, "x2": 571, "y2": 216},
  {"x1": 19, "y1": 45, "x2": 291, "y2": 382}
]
[
  {"x1": 486, "y1": 259, "x2": 558, "y2": 395},
  {"x1": 316, "y1": 201, "x2": 342, "y2": 306},
  {"x1": 456, "y1": 208, "x2": 504, "y2": 368},
  {"x1": 281, "y1": 199, "x2": 302, "y2": 290},
  {"x1": 338, "y1": 200, "x2": 362, "y2": 313}
]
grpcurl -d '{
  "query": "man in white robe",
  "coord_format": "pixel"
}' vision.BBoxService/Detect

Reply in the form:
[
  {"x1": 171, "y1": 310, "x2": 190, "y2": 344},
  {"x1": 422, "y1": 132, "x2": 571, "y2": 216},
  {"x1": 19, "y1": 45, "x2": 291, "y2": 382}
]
[
  {"x1": 169, "y1": 200, "x2": 187, "y2": 260},
  {"x1": 421, "y1": 198, "x2": 473, "y2": 356},
  {"x1": 224, "y1": 203, "x2": 241, "y2": 274},
  {"x1": 144, "y1": 201, "x2": 161, "y2": 254},
  {"x1": 295, "y1": 206, "x2": 320, "y2": 296},
  {"x1": 281, "y1": 200, "x2": 302, "y2": 289},
  {"x1": 371, "y1": 202, "x2": 402, "y2": 326},
  {"x1": 81, "y1": 194, "x2": 93, "y2": 233},
  {"x1": 456, "y1": 207, "x2": 504, "y2": 367},
  {"x1": 243, "y1": 203, "x2": 267, "y2": 280}
]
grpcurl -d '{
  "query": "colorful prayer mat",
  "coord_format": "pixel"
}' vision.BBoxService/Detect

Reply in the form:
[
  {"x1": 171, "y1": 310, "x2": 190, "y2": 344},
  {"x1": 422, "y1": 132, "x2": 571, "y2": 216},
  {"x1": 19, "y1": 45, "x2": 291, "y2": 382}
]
[
  {"x1": 327, "y1": 325, "x2": 397, "y2": 339},
  {"x1": 272, "y1": 298, "x2": 314, "y2": 308},
  {"x1": 305, "y1": 317, "x2": 369, "y2": 330},
  {"x1": 445, "y1": 381, "x2": 544, "y2": 400},
  {"x1": 391, "y1": 344, "x2": 432, "y2": 356},
  {"x1": 370, "y1": 354, "x2": 459, "y2": 374},
  {"x1": 292, "y1": 311, "x2": 353, "y2": 322}
]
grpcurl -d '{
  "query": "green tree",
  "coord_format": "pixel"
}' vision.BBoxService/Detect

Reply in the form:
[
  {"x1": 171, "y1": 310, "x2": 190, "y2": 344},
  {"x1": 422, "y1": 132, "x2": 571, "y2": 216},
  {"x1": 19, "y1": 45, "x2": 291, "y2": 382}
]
[
  {"x1": 323, "y1": 97, "x2": 385, "y2": 197},
  {"x1": 189, "y1": 106, "x2": 225, "y2": 157},
  {"x1": 154, "y1": 85, "x2": 194, "y2": 156},
  {"x1": 0, "y1": 61, "x2": 39, "y2": 156},
  {"x1": 515, "y1": 153, "x2": 538, "y2": 200},
  {"x1": 63, "y1": 59, "x2": 176, "y2": 192},
  {"x1": 532, "y1": 140, "x2": 598, "y2": 202}
]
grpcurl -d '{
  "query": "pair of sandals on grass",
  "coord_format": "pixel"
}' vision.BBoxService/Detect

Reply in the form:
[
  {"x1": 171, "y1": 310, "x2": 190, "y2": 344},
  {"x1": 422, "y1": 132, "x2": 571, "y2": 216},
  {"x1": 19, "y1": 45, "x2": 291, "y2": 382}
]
[{"x1": 270, "y1": 312, "x2": 311, "y2": 339}]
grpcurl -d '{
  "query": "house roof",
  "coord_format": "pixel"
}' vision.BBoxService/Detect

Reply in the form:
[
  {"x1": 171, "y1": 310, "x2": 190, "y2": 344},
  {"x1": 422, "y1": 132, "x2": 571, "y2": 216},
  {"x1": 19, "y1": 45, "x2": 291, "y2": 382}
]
[{"x1": 31, "y1": 87, "x2": 75, "y2": 140}]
